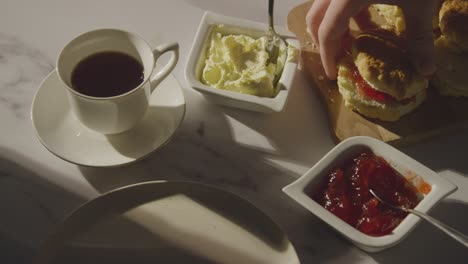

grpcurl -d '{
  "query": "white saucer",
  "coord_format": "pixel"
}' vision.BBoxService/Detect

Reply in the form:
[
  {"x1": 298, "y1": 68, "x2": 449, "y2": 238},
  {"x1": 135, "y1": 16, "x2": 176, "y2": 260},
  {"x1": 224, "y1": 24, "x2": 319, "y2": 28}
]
[
  {"x1": 31, "y1": 70, "x2": 186, "y2": 167},
  {"x1": 34, "y1": 181, "x2": 300, "y2": 264}
]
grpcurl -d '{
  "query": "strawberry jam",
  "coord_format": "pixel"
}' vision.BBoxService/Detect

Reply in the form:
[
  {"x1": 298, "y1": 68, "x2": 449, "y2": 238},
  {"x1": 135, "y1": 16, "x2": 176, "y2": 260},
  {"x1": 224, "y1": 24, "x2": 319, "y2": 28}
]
[
  {"x1": 350, "y1": 66, "x2": 416, "y2": 105},
  {"x1": 310, "y1": 150, "x2": 421, "y2": 236},
  {"x1": 353, "y1": 69, "x2": 391, "y2": 103}
]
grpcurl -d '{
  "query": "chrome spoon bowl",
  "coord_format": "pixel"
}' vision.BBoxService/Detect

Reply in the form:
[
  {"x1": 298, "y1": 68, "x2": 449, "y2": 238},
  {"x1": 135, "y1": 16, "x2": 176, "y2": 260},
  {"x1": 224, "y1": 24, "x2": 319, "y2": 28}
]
[{"x1": 369, "y1": 188, "x2": 468, "y2": 248}]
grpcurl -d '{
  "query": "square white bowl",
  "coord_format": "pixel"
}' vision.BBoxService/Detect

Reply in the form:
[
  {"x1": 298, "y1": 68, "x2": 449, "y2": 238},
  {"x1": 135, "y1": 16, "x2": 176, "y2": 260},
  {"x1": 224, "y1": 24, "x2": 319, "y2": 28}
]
[
  {"x1": 283, "y1": 136, "x2": 457, "y2": 252},
  {"x1": 185, "y1": 11, "x2": 299, "y2": 113}
]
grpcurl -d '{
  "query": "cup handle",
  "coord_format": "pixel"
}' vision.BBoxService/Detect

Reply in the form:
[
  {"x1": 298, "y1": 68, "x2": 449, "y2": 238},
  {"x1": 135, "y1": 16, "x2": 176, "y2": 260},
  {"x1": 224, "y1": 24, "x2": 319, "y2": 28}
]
[{"x1": 150, "y1": 42, "x2": 179, "y2": 92}]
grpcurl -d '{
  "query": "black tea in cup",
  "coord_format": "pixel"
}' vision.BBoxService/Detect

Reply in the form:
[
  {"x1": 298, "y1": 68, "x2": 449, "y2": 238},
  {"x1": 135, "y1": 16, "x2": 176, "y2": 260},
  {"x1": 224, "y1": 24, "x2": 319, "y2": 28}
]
[{"x1": 71, "y1": 51, "x2": 144, "y2": 97}]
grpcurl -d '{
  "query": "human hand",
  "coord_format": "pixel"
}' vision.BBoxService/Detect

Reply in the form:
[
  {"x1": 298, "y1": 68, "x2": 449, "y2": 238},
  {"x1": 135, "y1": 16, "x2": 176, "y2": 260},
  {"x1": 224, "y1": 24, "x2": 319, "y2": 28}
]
[{"x1": 306, "y1": 0, "x2": 438, "y2": 80}]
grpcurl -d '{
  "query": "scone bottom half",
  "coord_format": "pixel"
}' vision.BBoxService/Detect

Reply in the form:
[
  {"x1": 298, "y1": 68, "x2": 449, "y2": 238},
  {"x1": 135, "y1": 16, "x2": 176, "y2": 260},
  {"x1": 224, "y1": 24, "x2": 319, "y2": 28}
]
[{"x1": 337, "y1": 32, "x2": 428, "y2": 122}]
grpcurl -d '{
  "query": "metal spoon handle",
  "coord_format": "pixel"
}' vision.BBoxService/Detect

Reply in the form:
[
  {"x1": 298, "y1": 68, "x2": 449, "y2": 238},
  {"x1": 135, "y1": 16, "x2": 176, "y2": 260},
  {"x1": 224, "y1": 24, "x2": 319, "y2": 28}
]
[
  {"x1": 268, "y1": 0, "x2": 275, "y2": 30},
  {"x1": 407, "y1": 208, "x2": 468, "y2": 248}
]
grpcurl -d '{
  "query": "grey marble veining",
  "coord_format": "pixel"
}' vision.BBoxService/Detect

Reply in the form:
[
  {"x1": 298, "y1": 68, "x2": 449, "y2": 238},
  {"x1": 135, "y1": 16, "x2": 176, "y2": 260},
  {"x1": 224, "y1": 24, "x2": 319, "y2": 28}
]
[
  {"x1": 79, "y1": 128, "x2": 299, "y2": 193},
  {"x1": 0, "y1": 33, "x2": 53, "y2": 119},
  {"x1": 0, "y1": 0, "x2": 468, "y2": 263}
]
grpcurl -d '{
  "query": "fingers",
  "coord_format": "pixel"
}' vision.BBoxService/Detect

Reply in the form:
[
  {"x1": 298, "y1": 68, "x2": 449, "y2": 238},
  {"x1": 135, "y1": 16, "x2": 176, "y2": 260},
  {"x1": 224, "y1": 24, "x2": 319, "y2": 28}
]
[
  {"x1": 401, "y1": 0, "x2": 437, "y2": 76},
  {"x1": 306, "y1": 0, "x2": 331, "y2": 46},
  {"x1": 318, "y1": 0, "x2": 365, "y2": 79},
  {"x1": 307, "y1": 0, "x2": 421, "y2": 80}
]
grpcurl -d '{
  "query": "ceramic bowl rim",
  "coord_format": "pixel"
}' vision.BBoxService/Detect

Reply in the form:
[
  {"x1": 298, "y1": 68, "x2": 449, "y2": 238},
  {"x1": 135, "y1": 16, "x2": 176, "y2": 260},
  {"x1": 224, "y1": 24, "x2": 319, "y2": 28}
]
[
  {"x1": 184, "y1": 11, "x2": 299, "y2": 112},
  {"x1": 283, "y1": 136, "x2": 457, "y2": 250}
]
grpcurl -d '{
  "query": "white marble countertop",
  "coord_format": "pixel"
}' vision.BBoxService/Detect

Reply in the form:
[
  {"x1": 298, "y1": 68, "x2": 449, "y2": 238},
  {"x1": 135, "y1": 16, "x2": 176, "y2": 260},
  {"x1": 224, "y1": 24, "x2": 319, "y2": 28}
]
[{"x1": 1, "y1": 0, "x2": 468, "y2": 263}]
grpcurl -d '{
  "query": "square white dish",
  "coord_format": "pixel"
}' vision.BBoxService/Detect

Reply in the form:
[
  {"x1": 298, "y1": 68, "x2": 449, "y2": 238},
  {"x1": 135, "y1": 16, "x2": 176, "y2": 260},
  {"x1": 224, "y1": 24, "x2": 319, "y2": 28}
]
[
  {"x1": 283, "y1": 136, "x2": 457, "y2": 252},
  {"x1": 185, "y1": 11, "x2": 299, "y2": 113}
]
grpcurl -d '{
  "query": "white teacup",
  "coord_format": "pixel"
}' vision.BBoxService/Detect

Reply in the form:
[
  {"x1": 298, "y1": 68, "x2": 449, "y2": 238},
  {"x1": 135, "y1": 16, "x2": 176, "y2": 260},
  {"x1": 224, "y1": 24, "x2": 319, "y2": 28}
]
[{"x1": 57, "y1": 29, "x2": 179, "y2": 134}]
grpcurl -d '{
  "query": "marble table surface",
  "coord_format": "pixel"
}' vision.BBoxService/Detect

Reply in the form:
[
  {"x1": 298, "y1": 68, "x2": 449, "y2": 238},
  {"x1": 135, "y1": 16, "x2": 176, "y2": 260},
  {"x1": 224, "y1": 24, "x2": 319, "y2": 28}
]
[{"x1": 1, "y1": 0, "x2": 468, "y2": 263}]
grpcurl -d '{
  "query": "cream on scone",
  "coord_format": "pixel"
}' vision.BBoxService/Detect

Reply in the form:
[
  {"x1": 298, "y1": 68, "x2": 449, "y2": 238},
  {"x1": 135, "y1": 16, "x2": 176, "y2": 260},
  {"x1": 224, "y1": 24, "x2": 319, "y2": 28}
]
[{"x1": 337, "y1": 31, "x2": 428, "y2": 121}]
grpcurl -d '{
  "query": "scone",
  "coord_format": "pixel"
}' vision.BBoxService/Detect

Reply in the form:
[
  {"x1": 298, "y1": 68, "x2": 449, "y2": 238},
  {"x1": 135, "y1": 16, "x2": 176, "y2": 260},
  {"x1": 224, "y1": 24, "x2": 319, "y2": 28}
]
[
  {"x1": 433, "y1": 36, "x2": 468, "y2": 97},
  {"x1": 337, "y1": 31, "x2": 428, "y2": 121},
  {"x1": 433, "y1": 0, "x2": 468, "y2": 97},
  {"x1": 372, "y1": 4, "x2": 406, "y2": 34},
  {"x1": 371, "y1": 3, "x2": 443, "y2": 36},
  {"x1": 439, "y1": 0, "x2": 468, "y2": 51}
]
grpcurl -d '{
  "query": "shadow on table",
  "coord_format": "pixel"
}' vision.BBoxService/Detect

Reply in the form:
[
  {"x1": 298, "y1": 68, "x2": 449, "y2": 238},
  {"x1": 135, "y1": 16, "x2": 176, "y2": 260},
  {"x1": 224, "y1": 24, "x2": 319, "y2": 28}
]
[
  {"x1": 219, "y1": 68, "x2": 335, "y2": 168},
  {"x1": 78, "y1": 65, "x2": 468, "y2": 263},
  {"x1": 370, "y1": 199, "x2": 468, "y2": 264},
  {"x1": 402, "y1": 131, "x2": 468, "y2": 176},
  {"x1": 78, "y1": 130, "x2": 353, "y2": 263},
  {"x1": 35, "y1": 180, "x2": 302, "y2": 264},
  {"x1": 78, "y1": 68, "x2": 332, "y2": 196},
  {"x1": 0, "y1": 148, "x2": 84, "y2": 264},
  {"x1": 105, "y1": 104, "x2": 185, "y2": 159},
  {"x1": 77, "y1": 68, "x2": 342, "y2": 263}
]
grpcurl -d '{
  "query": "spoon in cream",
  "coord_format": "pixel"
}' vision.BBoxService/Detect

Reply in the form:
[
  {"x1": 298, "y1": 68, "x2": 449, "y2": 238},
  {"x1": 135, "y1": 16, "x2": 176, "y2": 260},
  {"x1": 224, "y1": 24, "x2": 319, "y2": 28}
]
[{"x1": 265, "y1": 0, "x2": 286, "y2": 85}]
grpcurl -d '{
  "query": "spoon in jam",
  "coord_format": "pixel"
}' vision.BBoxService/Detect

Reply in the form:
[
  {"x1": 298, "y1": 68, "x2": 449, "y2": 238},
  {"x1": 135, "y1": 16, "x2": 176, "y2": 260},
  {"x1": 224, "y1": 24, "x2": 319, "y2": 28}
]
[{"x1": 369, "y1": 189, "x2": 468, "y2": 248}]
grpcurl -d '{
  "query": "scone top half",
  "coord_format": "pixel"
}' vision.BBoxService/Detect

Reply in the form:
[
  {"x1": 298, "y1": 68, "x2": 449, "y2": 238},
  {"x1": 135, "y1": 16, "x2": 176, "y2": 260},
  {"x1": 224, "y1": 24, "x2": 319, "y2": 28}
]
[
  {"x1": 340, "y1": 31, "x2": 428, "y2": 102},
  {"x1": 439, "y1": 0, "x2": 468, "y2": 52}
]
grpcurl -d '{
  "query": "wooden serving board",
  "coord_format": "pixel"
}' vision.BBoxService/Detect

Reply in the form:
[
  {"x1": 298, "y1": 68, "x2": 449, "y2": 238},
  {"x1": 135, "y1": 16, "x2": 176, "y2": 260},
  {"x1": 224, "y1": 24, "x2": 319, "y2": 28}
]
[{"x1": 288, "y1": 1, "x2": 468, "y2": 146}]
